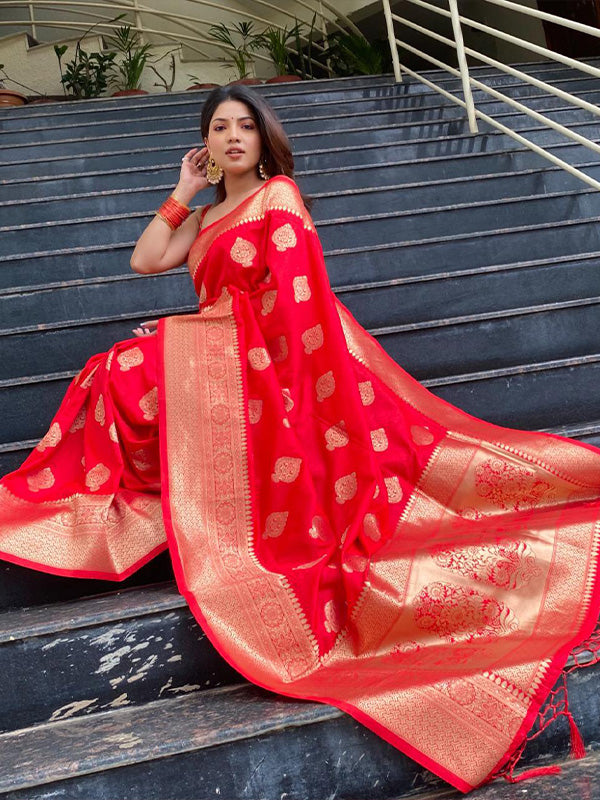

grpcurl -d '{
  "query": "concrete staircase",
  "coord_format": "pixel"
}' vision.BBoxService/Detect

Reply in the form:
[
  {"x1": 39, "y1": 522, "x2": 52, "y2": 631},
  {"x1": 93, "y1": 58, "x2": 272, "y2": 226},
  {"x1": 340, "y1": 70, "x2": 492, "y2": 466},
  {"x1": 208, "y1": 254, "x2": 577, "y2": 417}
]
[{"x1": 1, "y1": 64, "x2": 600, "y2": 797}]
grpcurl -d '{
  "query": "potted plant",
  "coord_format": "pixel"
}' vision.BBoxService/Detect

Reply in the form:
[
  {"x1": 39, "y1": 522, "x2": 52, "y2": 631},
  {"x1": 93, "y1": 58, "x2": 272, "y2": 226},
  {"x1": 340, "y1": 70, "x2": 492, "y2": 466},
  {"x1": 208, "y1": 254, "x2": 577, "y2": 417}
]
[
  {"x1": 54, "y1": 14, "x2": 125, "y2": 99},
  {"x1": 0, "y1": 64, "x2": 33, "y2": 107},
  {"x1": 325, "y1": 31, "x2": 389, "y2": 76},
  {"x1": 207, "y1": 20, "x2": 264, "y2": 85},
  {"x1": 254, "y1": 22, "x2": 304, "y2": 83},
  {"x1": 105, "y1": 24, "x2": 153, "y2": 96},
  {"x1": 286, "y1": 12, "x2": 332, "y2": 82},
  {"x1": 186, "y1": 74, "x2": 220, "y2": 91}
]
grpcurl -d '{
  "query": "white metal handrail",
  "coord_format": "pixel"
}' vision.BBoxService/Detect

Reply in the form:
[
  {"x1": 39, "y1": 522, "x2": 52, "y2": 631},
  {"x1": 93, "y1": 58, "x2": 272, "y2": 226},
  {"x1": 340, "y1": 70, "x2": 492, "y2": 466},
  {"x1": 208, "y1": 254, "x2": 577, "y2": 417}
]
[
  {"x1": 0, "y1": 0, "x2": 365, "y2": 74},
  {"x1": 382, "y1": 0, "x2": 600, "y2": 192}
]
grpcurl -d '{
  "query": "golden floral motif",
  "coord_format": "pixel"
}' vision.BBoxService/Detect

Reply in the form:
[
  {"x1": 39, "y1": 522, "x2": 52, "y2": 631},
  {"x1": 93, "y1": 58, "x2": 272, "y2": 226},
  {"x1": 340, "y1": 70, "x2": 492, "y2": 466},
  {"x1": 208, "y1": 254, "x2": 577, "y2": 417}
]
[
  {"x1": 27, "y1": 467, "x2": 55, "y2": 493},
  {"x1": 105, "y1": 350, "x2": 114, "y2": 371},
  {"x1": 309, "y1": 515, "x2": 329, "y2": 541},
  {"x1": 230, "y1": 236, "x2": 257, "y2": 267},
  {"x1": 248, "y1": 347, "x2": 272, "y2": 371},
  {"x1": 261, "y1": 289, "x2": 278, "y2": 316},
  {"x1": 474, "y1": 457, "x2": 558, "y2": 512},
  {"x1": 94, "y1": 394, "x2": 106, "y2": 426},
  {"x1": 433, "y1": 540, "x2": 542, "y2": 590},
  {"x1": 271, "y1": 456, "x2": 302, "y2": 483},
  {"x1": 370, "y1": 428, "x2": 388, "y2": 452},
  {"x1": 373, "y1": 484, "x2": 380, "y2": 499},
  {"x1": 384, "y1": 476, "x2": 403, "y2": 503},
  {"x1": 325, "y1": 421, "x2": 349, "y2": 451},
  {"x1": 80, "y1": 364, "x2": 99, "y2": 390},
  {"x1": 335, "y1": 472, "x2": 357, "y2": 504},
  {"x1": 293, "y1": 275, "x2": 311, "y2": 303},
  {"x1": 69, "y1": 406, "x2": 86, "y2": 433},
  {"x1": 269, "y1": 335, "x2": 288, "y2": 363},
  {"x1": 108, "y1": 422, "x2": 119, "y2": 443},
  {"x1": 132, "y1": 448, "x2": 152, "y2": 472},
  {"x1": 324, "y1": 598, "x2": 345, "y2": 634},
  {"x1": 199, "y1": 282, "x2": 207, "y2": 303},
  {"x1": 85, "y1": 462, "x2": 111, "y2": 492},
  {"x1": 283, "y1": 417, "x2": 290, "y2": 428},
  {"x1": 281, "y1": 387, "x2": 294, "y2": 413},
  {"x1": 343, "y1": 553, "x2": 369, "y2": 573},
  {"x1": 139, "y1": 386, "x2": 158, "y2": 421},
  {"x1": 363, "y1": 512, "x2": 382, "y2": 542},
  {"x1": 248, "y1": 398, "x2": 263, "y2": 424},
  {"x1": 36, "y1": 422, "x2": 62, "y2": 452},
  {"x1": 316, "y1": 370, "x2": 335, "y2": 402},
  {"x1": 358, "y1": 380, "x2": 375, "y2": 406},
  {"x1": 301, "y1": 323, "x2": 324, "y2": 354},
  {"x1": 292, "y1": 554, "x2": 328, "y2": 571},
  {"x1": 271, "y1": 222, "x2": 298, "y2": 252},
  {"x1": 414, "y1": 582, "x2": 519, "y2": 643},
  {"x1": 410, "y1": 424, "x2": 435, "y2": 446},
  {"x1": 262, "y1": 510, "x2": 289, "y2": 539},
  {"x1": 117, "y1": 346, "x2": 144, "y2": 372}
]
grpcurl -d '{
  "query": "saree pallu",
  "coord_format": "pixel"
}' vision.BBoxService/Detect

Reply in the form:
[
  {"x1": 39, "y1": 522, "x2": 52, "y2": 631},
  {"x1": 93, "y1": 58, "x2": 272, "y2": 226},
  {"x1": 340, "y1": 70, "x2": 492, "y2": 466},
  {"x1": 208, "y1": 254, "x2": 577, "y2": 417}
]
[{"x1": 2, "y1": 174, "x2": 600, "y2": 792}]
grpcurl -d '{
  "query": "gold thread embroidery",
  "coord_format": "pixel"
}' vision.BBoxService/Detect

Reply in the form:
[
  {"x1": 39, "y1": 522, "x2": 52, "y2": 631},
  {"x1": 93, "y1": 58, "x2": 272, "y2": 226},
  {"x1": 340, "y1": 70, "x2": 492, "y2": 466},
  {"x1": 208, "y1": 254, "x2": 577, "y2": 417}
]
[
  {"x1": 358, "y1": 380, "x2": 375, "y2": 406},
  {"x1": 410, "y1": 424, "x2": 435, "y2": 446},
  {"x1": 230, "y1": 236, "x2": 257, "y2": 267},
  {"x1": 27, "y1": 467, "x2": 55, "y2": 492},
  {"x1": 69, "y1": 407, "x2": 86, "y2": 433},
  {"x1": 370, "y1": 428, "x2": 389, "y2": 452},
  {"x1": 301, "y1": 323, "x2": 324, "y2": 354},
  {"x1": 117, "y1": 346, "x2": 144, "y2": 372},
  {"x1": 272, "y1": 456, "x2": 302, "y2": 483},
  {"x1": 271, "y1": 222, "x2": 297, "y2": 252},
  {"x1": 94, "y1": 394, "x2": 106, "y2": 426},
  {"x1": 363, "y1": 512, "x2": 382, "y2": 541},
  {"x1": 316, "y1": 371, "x2": 335, "y2": 402},
  {"x1": 248, "y1": 398, "x2": 263, "y2": 424},
  {"x1": 248, "y1": 347, "x2": 272, "y2": 371},
  {"x1": 335, "y1": 472, "x2": 357, "y2": 504},
  {"x1": 262, "y1": 511, "x2": 289, "y2": 539},
  {"x1": 139, "y1": 387, "x2": 158, "y2": 421},
  {"x1": 325, "y1": 421, "x2": 349, "y2": 451},
  {"x1": 85, "y1": 462, "x2": 111, "y2": 492},
  {"x1": 36, "y1": 422, "x2": 62, "y2": 452},
  {"x1": 293, "y1": 275, "x2": 311, "y2": 303},
  {"x1": 384, "y1": 476, "x2": 403, "y2": 503}
]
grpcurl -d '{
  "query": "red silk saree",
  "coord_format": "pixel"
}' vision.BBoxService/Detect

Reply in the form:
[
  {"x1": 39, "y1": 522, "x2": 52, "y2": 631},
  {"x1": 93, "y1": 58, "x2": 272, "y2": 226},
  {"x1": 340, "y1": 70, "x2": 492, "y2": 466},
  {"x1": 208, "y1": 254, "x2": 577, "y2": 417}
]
[{"x1": 2, "y1": 173, "x2": 600, "y2": 792}]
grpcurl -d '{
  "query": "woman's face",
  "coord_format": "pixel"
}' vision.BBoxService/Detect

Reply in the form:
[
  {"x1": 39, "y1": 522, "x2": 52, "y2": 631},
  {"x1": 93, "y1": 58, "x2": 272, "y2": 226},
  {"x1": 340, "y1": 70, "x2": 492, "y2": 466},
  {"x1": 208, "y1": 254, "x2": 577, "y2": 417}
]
[{"x1": 204, "y1": 100, "x2": 262, "y2": 176}]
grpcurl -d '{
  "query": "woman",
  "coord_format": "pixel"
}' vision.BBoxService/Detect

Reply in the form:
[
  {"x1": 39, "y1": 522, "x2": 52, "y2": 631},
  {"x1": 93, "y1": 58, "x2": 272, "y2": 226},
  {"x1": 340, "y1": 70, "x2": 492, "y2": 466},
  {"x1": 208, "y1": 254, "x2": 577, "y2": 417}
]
[{"x1": 1, "y1": 84, "x2": 600, "y2": 794}]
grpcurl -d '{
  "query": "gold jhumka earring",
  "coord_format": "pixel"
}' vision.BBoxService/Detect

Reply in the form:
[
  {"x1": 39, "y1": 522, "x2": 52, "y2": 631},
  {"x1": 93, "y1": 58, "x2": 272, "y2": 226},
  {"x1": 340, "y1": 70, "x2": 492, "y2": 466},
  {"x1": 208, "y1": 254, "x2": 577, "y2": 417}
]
[
  {"x1": 258, "y1": 159, "x2": 270, "y2": 180},
  {"x1": 205, "y1": 152, "x2": 223, "y2": 184}
]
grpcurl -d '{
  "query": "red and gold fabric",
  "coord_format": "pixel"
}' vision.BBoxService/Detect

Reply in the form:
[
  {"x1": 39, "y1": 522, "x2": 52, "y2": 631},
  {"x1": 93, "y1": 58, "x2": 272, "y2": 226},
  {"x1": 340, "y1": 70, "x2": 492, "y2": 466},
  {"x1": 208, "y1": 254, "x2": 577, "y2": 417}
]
[{"x1": 2, "y1": 174, "x2": 600, "y2": 792}]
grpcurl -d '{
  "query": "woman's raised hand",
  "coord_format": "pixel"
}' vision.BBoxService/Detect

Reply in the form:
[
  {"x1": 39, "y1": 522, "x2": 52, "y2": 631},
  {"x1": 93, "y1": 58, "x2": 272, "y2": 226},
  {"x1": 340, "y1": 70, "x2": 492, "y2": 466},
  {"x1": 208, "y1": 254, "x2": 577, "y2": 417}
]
[
  {"x1": 132, "y1": 319, "x2": 158, "y2": 337},
  {"x1": 179, "y1": 146, "x2": 211, "y2": 195}
]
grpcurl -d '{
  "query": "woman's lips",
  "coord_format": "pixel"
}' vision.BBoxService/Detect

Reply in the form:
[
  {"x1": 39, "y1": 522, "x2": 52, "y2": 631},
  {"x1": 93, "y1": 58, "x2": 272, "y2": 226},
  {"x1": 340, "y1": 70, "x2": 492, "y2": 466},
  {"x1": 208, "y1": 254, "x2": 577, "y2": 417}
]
[{"x1": 226, "y1": 151, "x2": 244, "y2": 158}]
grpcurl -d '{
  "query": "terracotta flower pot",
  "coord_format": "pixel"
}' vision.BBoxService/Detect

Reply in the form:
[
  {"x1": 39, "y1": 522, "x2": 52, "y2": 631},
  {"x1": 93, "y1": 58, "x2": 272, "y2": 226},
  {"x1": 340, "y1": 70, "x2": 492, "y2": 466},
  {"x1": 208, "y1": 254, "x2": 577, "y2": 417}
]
[
  {"x1": 0, "y1": 89, "x2": 28, "y2": 108},
  {"x1": 111, "y1": 89, "x2": 149, "y2": 97},
  {"x1": 265, "y1": 75, "x2": 302, "y2": 83},
  {"x1": 228, "y1": 78, "x2": 263, "y2": 86},
  {"x1": 186, "y1": 83, "x2": 220, "y2": 91}
]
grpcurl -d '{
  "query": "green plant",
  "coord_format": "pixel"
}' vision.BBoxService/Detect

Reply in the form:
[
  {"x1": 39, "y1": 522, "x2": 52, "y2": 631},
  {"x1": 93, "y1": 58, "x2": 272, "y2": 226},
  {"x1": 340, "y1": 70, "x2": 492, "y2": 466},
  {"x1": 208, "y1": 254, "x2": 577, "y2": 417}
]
[
  {"x1": 207, "y1": 20, "x2": 264, "y2": 80},
  {"x1": 105, "y1": 24, "x2": 153, "y2": 91},
  {"x1": 254, "y1": 21, "x2": 304, "y2": 76},
  {"x1": 53, "y1": 13, "x2": 126, "y2": 98},
  {"x1": 290, "y1": 12, "x2": 324, "y2": 80},
  {"x1": 325, "y1": 31, "x2": 388, "y2": 76}
]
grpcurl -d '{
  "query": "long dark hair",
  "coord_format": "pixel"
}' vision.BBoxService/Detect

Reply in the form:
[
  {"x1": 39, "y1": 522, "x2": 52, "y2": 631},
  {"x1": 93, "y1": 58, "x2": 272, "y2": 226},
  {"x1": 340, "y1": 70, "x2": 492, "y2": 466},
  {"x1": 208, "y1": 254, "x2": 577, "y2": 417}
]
[{"x1": 199, "y1": 85, "x2": 313, "y2": 213}]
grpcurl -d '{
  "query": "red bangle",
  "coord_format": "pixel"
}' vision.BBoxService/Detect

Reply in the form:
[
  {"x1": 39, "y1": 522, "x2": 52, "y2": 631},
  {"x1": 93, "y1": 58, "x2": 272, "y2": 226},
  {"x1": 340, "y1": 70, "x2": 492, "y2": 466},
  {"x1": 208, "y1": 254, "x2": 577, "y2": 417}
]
[{"x1": 156, "y1": 194, "x2": 191, "y2": 230}]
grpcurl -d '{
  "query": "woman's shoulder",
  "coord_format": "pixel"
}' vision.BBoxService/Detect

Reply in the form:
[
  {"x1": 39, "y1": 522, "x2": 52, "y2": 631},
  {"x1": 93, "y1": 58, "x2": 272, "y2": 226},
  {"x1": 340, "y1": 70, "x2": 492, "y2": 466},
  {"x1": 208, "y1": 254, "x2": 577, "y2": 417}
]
[{"x1": 263, "y1": 174, "x2": 305, "y2": 211}]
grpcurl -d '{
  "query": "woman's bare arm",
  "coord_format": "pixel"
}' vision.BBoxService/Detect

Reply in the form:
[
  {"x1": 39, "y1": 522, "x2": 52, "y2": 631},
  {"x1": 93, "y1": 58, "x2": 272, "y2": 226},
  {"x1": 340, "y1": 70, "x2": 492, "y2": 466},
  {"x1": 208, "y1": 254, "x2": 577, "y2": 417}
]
[{"x1": 130, "y1": 147, "x2": 210, "y2": 274}]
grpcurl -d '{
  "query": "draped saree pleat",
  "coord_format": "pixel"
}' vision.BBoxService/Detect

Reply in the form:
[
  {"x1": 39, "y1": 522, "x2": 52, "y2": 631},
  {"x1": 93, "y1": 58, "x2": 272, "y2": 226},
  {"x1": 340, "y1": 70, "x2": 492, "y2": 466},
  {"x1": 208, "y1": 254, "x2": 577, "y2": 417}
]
[{"x1": 2, "y1": 174, "x2": 600, "y2": 792}]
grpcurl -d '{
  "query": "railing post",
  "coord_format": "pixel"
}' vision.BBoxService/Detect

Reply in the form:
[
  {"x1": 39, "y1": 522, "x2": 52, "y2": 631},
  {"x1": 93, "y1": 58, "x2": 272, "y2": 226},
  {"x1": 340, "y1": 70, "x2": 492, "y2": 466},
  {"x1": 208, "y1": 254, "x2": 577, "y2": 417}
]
[
  {"x1": 382, "y1": 0, "x2": 403, "y2": 82},
  {"x1": 448, "y1": 0, "x2": 478, "y2": 132},
  {"x1": 27, "y1": 2, "x2": 37, "y2": 40}
]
